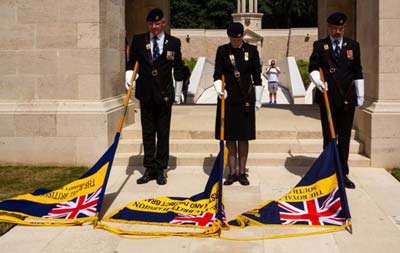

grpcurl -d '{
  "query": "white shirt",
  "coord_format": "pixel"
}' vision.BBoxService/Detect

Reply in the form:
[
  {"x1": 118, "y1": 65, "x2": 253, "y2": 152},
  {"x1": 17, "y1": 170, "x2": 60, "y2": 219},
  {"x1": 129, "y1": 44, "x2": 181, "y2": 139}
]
[
  {"x1": 150, "y1": 31, "x2": 165, "y2": 57},
  {"x1": 266, "y1": 66, "x2": 280, "y2": 82}
]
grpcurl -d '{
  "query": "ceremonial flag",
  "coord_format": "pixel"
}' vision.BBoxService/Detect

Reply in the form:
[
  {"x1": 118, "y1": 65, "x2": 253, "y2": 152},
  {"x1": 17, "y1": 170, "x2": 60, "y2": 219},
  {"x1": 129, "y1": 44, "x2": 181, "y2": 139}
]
[
  {"x1": 98, "y1": 141, "x2": 226, "y2": 237},
  {"x1": 0, "y1": 133, "x2": 120, "y2": 226},
  {"x1": 228, "y1": 139, "x2": 351, "y2": 232}
]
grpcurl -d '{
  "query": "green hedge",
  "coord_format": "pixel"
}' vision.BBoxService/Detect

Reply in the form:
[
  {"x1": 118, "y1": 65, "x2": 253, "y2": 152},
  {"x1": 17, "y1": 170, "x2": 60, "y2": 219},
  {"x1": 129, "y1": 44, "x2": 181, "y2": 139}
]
[
  {"x1": 184, "y1": 58, "x2": 197, "y2": 72},
  {"x1": 297, "y1": 59, "x2": 310, "y2": 89}
]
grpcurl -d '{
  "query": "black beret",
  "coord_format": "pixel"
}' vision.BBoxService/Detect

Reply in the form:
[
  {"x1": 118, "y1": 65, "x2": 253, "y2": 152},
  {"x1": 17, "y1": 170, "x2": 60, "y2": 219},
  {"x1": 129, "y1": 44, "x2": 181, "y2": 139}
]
[
  {"x1": 327, "y1": 12, "x2": 347, "y2": 26},
  {"x1": 146, "y1": 8, "x2": 164, "y2": 22},
  {"x1": 227, "y1": 22, "x2": 244, "y2": 38}
]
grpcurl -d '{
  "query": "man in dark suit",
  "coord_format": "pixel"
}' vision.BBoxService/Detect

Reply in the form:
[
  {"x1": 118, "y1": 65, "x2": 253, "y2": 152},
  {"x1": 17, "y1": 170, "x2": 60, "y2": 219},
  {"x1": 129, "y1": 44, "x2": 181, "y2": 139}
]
[
  {"x1": 126, "y1": 8, "x2": 184, "y2": 185},
  {"x1": 309, "y1": 12, "x2": 364, "y2": 189}
]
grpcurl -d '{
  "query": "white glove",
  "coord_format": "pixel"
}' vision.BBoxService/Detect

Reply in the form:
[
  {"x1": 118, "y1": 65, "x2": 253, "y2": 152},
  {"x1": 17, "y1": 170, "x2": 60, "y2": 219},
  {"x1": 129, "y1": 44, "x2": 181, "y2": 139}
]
[
  {"x1": 255, "y1": 85, "x2": 264, "y2": 110},
  {"x1": 213, "y1": 79, "x2": 228, "y2": 99},
  {"x1": 125, "y1": 70, "x2": 139, "y2": 90},
  {"x1": 354, "y1": 79, "x2": 364, "y2": 107},
  {"x1": 174, "y1": 81, "x2": 183, "y2": 104},
  {"x1": 310, "y1": 70, "x2": 327, "y2": 92}
]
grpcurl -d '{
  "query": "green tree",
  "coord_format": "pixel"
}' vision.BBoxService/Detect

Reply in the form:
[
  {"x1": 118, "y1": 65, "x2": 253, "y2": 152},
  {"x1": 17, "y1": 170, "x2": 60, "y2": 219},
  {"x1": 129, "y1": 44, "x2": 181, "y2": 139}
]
[
  {"x1": 171, "y1": 0, "x2": 203, "y2": 28},
  {"x1": 171, "y1": 0, "x2": 317, "y2": 29},
  {"x1": 204, "y1": 0, "x2": 235, "y2": 29},
  {"x1": 171, "y1": 0, "x2": 235, "y2": 29},
  {"x1": 260, "y1": 0, "x2": 317, "y2": 28}
]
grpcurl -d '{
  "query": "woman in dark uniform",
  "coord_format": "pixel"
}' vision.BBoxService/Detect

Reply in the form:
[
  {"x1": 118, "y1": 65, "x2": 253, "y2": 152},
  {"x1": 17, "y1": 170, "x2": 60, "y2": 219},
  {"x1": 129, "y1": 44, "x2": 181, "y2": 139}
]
[{"x1": 213, "y1": 22, "x2": 263, "y2": 186}]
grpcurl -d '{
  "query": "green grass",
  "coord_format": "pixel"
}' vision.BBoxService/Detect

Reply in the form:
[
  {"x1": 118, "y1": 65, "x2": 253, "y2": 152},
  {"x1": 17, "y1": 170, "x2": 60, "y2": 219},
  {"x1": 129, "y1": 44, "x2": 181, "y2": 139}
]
[
  {"x1": 0, "y1": 166, "x2": 88, "y2": 236},
  {"x1": 391, "y1": 168, "x2": 400, "y2": 182},
  {"x1": 297, "y1": 59, "x2": 310, "y2": 89}
]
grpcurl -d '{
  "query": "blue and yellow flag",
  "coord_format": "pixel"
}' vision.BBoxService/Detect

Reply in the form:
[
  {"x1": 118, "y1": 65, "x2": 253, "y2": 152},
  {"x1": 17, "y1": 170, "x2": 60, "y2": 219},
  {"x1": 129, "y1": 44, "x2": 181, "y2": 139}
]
[
  {"x1": 98, "y1": 141, "x2": 226, "y2": 237},
  {"x1": 227, "y1": 139, "x2": 351, "y2": 237},
  {"x1": 0, "y1": 133, "x2": 120, "y2": 226}
]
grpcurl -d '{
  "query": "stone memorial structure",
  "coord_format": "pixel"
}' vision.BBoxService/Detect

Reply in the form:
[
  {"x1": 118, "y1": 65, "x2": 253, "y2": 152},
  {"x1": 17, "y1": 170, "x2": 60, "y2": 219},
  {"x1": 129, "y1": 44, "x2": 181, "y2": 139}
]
[{"x1": 0, "y1": 0, "x2": 399, "y2": 169}]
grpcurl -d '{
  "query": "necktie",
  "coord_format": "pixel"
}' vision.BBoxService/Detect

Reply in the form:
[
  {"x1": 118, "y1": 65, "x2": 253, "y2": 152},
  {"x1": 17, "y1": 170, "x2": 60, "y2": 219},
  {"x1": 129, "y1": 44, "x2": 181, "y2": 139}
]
[
  {"x1": 152, "y1": 36, "x2": 160, "y2": 61},
  {"x1": 334, "y1": 40, "x2": 341, "y2": 58}
]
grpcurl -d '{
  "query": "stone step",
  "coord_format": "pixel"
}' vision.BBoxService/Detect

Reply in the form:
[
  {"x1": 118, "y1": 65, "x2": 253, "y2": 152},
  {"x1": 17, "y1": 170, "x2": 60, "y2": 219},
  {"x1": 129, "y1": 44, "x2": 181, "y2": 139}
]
[
  {"x1": 113, "y1": 152, "x2": 370, "y2": 167},
  {"x1": 117, "y1": 139, "x2": 363, "y2": 154},
  {"x1": 121, "y1": 128, "x2": 358, "y2": 140}
]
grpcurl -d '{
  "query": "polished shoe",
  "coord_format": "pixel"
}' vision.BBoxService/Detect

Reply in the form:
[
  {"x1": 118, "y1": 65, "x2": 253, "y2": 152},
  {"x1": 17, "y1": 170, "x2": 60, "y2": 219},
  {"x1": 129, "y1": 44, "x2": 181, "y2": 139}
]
[
  {"x1": 344, "y1": 176, "x2": 356, "y2": 189},
  {"x1": 137, "y1": 169, "x2": 156, "y2": 184},
  {"x1": 223, "y1": 174, "x2": 237, "y2": 185},
  {"x1": 156, "y1": 171, "x2": 167, "y2": 185},
  {"x1": 237, "y1": 173, "x2": 250, "y2": 186}
]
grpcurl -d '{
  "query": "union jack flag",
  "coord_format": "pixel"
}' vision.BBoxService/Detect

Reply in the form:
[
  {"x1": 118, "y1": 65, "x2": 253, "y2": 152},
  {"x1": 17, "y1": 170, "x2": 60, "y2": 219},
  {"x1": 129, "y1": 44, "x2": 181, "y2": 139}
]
[
  {"x1": 43, "y1": 186, "x2": 103, "y2": 219},
  {"x1": 278, "y1": 188, "x2": 345, "y2": 226},
  {"x1": 170, "y1": 212, "x2": 216, "y2": 227}
]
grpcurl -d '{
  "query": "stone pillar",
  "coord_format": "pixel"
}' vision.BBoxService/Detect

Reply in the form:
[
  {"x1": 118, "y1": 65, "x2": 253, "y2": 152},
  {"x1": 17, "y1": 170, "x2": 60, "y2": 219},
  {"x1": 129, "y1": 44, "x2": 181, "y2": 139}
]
[
  {"x1": 0, "y1": 0, "x2": 131, "y2": 166},
  {"x1": 249, "y1": 0, "x2": 253, "y2": 13},
  {"x1": 241, "y1": 0, "x2": 246, "y2": 12},
  {"x1": 354, "y1": 0, "x2": 400, "y2": 168},
  {"x1": 237, "y1": 0, "x2": 240, "y2": 13},
  {"x1": 255, "y1": 0, "x2": 258, "y2": 13}
]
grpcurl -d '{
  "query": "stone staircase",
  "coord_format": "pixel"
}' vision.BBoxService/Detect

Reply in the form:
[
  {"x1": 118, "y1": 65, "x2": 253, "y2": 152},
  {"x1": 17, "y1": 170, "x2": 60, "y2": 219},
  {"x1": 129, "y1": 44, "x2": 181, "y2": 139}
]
[{"x1": 114, "y1": 105, "x2": 370, "y2": 168}]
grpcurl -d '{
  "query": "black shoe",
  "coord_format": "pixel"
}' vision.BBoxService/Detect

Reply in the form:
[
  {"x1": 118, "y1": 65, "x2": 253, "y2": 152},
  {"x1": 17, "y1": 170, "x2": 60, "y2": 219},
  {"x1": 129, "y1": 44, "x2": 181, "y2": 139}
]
[
  {"x1": 344, "y1": 176, "x2": 356, "y2": 189},
  {"x1": 137, "y1": 169, "x2": 156, "y2": 184},
  {"x1": 224, "y1": 174, "x2": 237, "y2": 185},
  {"x1": 156, "y1": 171, "x2": 167, "y2": 185},
  {"x1": 237, "y1": 173, "x2": 250, "y2": 186}
]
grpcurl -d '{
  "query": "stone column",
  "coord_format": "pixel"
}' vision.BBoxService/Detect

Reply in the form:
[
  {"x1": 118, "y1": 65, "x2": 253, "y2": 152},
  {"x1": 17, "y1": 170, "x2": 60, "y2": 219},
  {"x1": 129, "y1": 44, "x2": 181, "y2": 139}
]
[
  {"x1": 255, "y1": 0, "x2": 258, "y2": 13},
  {"x1": 241, "y1": 0, "x2": 246, "y2": 13},
  {"x1": 237, "y1": 0, "x2": 241, "y2": 13},
  {"x1": 0, "y1": 0, "x2": 131, "y2": 166},
  {"x1": 249, "y1": 0, "x2": 253, "y2": 13},
  {"x1": 354, "y1": 0, "x2": 400, "y2": 168}
]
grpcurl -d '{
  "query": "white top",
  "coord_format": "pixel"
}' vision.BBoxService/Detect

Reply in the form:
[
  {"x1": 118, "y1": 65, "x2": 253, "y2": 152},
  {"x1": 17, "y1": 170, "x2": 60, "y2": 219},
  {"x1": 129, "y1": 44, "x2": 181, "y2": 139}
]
[{"x1": 266, "y1": 66, "x2": 280, "y2": 82}]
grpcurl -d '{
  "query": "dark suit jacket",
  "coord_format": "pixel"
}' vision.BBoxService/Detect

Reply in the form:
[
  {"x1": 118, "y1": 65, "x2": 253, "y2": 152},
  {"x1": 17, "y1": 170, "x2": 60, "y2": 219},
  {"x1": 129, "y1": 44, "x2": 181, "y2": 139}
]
[
  {"x1": 213, "y1": 43, "x2": 262, "y2": 104},
  {"x1": 309, "y1": 36, "x2": 363, "y2": 107},
  {"x1": 127, "y1": 32, "x2": 184, "y2": 103}
]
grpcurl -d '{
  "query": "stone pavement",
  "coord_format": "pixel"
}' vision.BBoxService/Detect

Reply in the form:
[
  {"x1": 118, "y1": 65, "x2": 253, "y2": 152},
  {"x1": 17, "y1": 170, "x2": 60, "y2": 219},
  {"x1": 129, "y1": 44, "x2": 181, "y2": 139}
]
[{"x1": 1, "y1": 165, "x2": 399, "y2": 253}]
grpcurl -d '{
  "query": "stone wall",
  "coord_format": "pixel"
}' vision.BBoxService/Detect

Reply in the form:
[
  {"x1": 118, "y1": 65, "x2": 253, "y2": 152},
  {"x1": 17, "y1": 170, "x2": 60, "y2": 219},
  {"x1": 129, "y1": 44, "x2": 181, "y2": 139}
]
[
  {"x1": 171, "y1": 28, "x2": 317, "y2": 64},
  {"x1": 0, "y1": 0, "x2": 131, "y2": 166}
]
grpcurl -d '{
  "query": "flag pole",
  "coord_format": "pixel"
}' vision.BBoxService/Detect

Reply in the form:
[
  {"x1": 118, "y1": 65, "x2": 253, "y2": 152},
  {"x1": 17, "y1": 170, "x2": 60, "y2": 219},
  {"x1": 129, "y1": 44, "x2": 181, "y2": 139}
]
[
  {"x1": 93, "y1": 62, "x2": 139, "y2": 228},
  {"x1": 117, "y1": 61, "x2": 139, "y2": 134},
  {"x1": 319, "y1": 68, "x2": 352, "y2": 233},
  {"x1": 216, "y1": 75, "x2": 225, "y2": 224},
  {"x1": 220, "y1": 75, "x2": 225, "y2": 141},
  {"x1": 319, "y1": 68, "x2": 335, "y2": 139}
]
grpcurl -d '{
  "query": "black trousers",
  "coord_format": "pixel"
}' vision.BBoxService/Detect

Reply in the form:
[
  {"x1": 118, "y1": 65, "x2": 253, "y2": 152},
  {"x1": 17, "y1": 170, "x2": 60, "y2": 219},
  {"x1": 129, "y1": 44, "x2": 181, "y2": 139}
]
[
  {"x1": 320, "y1": 103, "x2": 355, "y2": 175},
  {"x1": 140, "y1": 100, "x2": 172, "y2": 172}
]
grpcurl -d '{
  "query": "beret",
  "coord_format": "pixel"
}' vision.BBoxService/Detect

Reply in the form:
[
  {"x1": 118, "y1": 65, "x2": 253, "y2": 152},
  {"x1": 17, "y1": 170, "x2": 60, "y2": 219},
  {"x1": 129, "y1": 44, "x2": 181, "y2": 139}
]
[
  {"x1": 227, "y1": 22, "x2": 244, "y2": 38},
  {"x1": 146, "y1": 8, "x2": 164, "y2": 22},
  {"x1": 327, "y1": 12, "x2": 347, "y2": 25}
]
